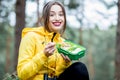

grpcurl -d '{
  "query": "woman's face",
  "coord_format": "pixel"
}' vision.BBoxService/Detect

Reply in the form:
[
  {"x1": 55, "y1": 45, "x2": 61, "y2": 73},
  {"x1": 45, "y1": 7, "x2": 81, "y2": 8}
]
[{"x1": 48, "y1": 4, "x2": 65, "y2": 33}]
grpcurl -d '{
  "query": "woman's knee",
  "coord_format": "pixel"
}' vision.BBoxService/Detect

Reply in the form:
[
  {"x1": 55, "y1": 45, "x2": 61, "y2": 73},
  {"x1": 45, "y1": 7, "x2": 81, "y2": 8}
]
[{"x1": 70, "y1": 62, "x2": 86, "y2": 70}]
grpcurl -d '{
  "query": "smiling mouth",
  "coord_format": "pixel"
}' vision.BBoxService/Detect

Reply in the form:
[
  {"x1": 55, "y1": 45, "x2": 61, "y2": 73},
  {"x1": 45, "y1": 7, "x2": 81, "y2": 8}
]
[{"x1": 52, "y1": 22, "x2": 61, "y2": 26}]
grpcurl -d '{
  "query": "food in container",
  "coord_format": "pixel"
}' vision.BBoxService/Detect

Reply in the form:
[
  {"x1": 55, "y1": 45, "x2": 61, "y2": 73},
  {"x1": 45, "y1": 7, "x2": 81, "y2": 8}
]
[{"x1": 56, "y1": 40, "x2": 86, "y2": 60}]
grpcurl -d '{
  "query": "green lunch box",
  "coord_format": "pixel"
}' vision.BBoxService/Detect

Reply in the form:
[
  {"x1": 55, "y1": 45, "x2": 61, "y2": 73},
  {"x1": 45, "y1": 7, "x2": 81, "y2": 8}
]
[{"x1": 56, "y1": 40, "x2": 86, "y2": 60}]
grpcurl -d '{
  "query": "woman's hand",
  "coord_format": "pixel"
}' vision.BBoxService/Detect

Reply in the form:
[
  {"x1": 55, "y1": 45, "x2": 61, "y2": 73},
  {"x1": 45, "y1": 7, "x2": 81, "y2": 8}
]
[
  {"x1": 61, "y1": 54, "x2": 71, "y2": 63},
  {"x1": 44, "y1": 42, "x2": 56, "y2": 57}
]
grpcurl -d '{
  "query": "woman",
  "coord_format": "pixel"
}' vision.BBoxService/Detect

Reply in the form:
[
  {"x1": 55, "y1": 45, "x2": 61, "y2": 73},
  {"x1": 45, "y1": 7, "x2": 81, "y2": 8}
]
[{"x1": 17, "y1": 1, "x2": 89, "y2": 80}]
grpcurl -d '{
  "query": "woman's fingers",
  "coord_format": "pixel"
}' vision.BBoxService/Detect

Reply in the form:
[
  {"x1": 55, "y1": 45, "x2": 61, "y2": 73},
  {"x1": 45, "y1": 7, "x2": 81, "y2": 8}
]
[
  {"x1": 61, "y1": 54, "x2": 66, "y2": 59},
  {"x1": 44, "y1": 42, "x2": 55, "y2": 57},
  {"x1": 48, "y1": 47, "x2": 56, "y2": 54},
  {"x1": 45, "y1": 42, "x2": 55, "y2": 49},
  {"x1": 65, "y1": 55, "x2": 71, "y2": 62},
  {"x1": 61, "y1": 54, "x2": 71, "y2": 63}
]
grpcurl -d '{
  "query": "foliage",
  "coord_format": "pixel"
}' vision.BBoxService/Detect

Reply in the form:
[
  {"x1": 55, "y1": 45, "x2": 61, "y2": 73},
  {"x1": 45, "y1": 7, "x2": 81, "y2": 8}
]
[
  {"x1": 3, "y1": 72, "x2": 19, "y2": 80},
  {"x1": 0, "y1": 61, "x2": 5, "y2": 80},
  {"x1": 0, "y1": 0, "x2": 15, "y2": 79},
  {"x1": 84, "y1": 27, "x2": 115, "y2": 80},
  {"x1": 100, "y1": 0, "x2": 116, "y2": 9},
  {"x1": 67, "y1": 0, "x2": 80, "y2": 9},
  {"x1": 0, "y1": 0, "x2": 14, "y2": 50}
]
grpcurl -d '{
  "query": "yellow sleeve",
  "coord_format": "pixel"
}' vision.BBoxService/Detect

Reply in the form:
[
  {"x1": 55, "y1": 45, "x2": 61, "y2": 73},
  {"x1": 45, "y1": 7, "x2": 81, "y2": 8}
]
[
  {"x1": 55, "y1": 54, "x2": 71, "y2": 76},
  {"x1": 17, "y1": 32, "x2": 48, "y2": 79}
]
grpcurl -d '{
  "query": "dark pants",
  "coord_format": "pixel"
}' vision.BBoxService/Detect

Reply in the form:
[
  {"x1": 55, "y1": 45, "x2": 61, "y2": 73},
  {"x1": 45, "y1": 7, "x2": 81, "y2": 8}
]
[{"x1": 57, "y1": 62, "x2": 89, "y2": 80}]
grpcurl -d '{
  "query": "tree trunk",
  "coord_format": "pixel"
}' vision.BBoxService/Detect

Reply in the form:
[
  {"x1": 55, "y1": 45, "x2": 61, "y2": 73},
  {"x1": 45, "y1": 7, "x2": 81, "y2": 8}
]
[
  {"x1": 5, "y1": 36, "x2": 11, "y2": 72},
  {"x1": 87, "y1": 31, "x2": 95, "y2": 80},
  {"x1": 14, "y1": 0, "x2": 25, "y2": 70},
  {"x1": 77, "y1": 0, "x2": 84, "y2": 45},
  {"x1": 36, "y1": 0, "x2": 40, "y2": 27},
  {"x1": 115, "y1": 0, "x2": 120, "y2": 79}
]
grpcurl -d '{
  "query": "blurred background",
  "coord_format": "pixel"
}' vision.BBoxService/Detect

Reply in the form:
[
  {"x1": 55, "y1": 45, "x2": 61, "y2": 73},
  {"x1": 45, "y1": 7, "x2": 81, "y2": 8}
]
[{"x1": 0, "y1": 0, "x2": 118, "y2": 80}]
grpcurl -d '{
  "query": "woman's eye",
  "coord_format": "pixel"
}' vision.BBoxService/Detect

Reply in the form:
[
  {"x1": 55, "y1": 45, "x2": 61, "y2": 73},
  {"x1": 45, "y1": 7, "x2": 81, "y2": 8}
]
[
  {"x1": 50, "y1": 14, "x2": 54, "y2": 16},
  {"x1": 59, "y1": 13, "x2": 64, "y2": 16}
]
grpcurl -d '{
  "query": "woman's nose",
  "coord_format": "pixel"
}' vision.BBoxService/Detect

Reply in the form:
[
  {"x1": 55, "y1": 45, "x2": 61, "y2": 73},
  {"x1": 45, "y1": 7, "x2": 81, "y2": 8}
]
[{"x1": 55, "y1": 15, "x2": 59, "y2": 20}]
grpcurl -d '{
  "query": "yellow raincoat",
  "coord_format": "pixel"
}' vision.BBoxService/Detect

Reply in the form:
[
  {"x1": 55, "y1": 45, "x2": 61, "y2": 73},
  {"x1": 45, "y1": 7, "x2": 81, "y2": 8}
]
[{"x1": 17, "y1": 27, "x2": 71, "y2": 80}]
